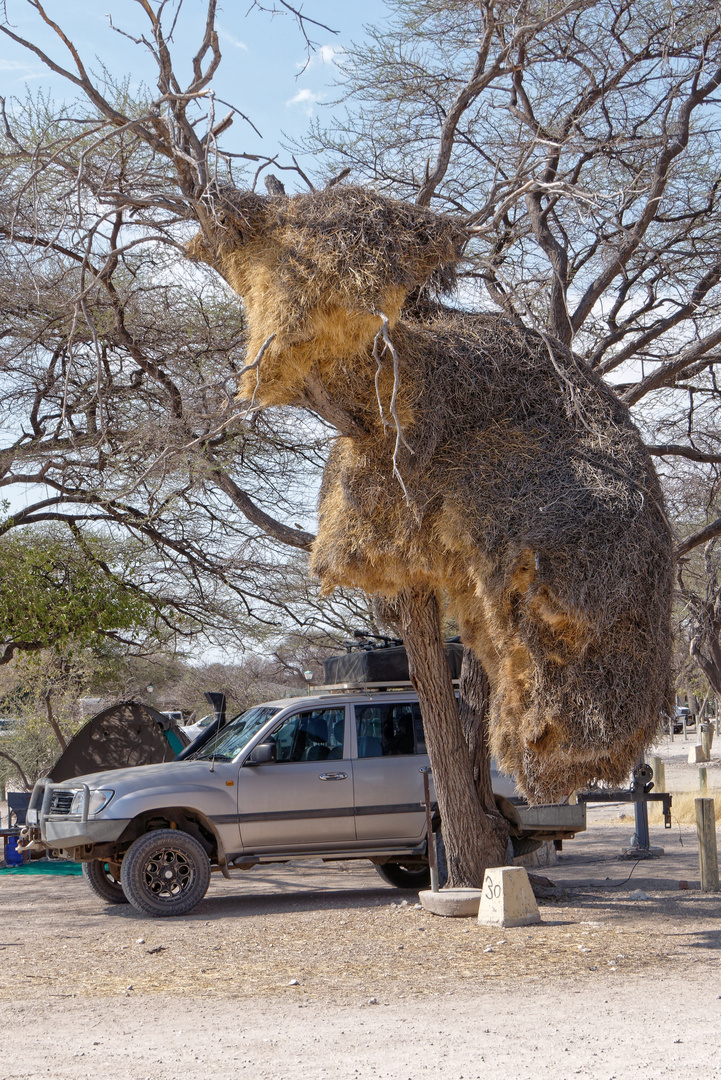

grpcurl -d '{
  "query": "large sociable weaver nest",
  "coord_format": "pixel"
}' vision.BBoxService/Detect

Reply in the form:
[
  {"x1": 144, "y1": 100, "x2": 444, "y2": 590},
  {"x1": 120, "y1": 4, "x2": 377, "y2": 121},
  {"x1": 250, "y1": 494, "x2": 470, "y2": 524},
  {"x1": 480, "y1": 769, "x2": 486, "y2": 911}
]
[{"x1": 189, "y1": 183, "x2": 673, "y2": 802}]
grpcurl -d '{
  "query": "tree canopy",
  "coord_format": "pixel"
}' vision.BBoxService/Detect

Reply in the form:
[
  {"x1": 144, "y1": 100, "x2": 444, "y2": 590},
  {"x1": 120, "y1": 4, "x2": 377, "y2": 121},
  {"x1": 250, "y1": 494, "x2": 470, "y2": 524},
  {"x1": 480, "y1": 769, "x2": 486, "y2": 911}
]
[
  {"x1": 0, "y1": 528, "x2": 169, "y2": 662},
  {"x1": 2, "y1": 0, "x2": 721, "y2": 671}
]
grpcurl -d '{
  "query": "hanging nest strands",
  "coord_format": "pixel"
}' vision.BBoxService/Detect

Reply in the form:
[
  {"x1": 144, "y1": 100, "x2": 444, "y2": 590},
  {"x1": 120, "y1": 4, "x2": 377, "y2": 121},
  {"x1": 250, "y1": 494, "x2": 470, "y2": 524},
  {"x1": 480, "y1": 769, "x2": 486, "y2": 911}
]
[{"x1": 188, "y1": 184, "x2": 673, "y2": 803}]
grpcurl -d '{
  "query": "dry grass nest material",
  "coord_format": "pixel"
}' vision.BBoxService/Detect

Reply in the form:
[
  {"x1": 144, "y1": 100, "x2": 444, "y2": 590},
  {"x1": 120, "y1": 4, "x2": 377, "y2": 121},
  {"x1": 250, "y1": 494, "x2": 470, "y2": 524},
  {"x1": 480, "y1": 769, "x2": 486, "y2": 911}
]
[
  {"x1": 313, "y1": 307, "x2": 674, "y2": 800},
  {"x1": 197, "y1": 184, "x2": 466, "y2": 322}
]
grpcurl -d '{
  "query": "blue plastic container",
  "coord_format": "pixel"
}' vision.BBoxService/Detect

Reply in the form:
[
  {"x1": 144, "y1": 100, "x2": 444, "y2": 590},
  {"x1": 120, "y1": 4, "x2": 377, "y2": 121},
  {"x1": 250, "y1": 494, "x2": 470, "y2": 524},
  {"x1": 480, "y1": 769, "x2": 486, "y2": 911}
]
[{"x1": 5, "y1": 835, "x2": 24, "y2": 866}]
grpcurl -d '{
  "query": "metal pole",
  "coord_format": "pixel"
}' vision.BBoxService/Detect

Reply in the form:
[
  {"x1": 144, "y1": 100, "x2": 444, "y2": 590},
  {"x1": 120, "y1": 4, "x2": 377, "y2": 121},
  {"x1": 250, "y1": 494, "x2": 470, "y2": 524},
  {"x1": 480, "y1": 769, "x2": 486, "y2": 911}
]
[
  {"x1": 633, "y1": 795, "x2": 651, "y2": 851},
  {"x1": 421, "y1": 767, "x2": 439, "y2": 893}
]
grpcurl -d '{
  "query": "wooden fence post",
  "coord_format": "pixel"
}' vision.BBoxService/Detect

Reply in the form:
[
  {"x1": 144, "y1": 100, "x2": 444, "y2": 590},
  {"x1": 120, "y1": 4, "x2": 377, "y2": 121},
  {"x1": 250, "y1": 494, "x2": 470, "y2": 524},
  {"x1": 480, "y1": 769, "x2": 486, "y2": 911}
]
[
  {"x1": 651, "y1": 756, "x2": 666, "y2": 793},
  {"x1": 695, "y1": 798, "x2": 720, "y2": 892},
  {"x1": 701, "y1": 723, "x2": 714, "y2": 759}
]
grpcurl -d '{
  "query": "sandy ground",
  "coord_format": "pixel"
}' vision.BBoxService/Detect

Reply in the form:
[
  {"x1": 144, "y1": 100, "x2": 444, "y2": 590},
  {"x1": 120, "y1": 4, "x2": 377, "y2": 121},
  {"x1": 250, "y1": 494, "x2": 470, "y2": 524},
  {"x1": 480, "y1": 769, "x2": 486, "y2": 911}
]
[{"x1": 1, "y1": 732, "x2": 720, "y2": 1079}]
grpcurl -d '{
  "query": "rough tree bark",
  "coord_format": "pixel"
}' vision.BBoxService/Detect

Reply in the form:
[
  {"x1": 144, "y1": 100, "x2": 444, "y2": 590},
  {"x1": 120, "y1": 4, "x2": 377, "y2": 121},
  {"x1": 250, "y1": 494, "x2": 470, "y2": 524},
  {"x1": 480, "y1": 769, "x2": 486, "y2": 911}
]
[
  {"x1": 395, "y1": 584, "x2": 509, "y2": 887},
  {"x1": 458, "y1": 646, "x2": 498, "y2": 819}
]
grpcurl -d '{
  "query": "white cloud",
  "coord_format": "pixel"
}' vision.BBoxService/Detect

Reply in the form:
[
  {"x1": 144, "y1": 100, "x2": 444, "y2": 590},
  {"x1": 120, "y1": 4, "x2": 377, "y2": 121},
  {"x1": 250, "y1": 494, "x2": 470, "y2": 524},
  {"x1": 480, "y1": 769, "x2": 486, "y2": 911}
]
[
  {"x1": 0, "y1": 59, "x2": 35, "y2": 71},
  {"x1": 296, "y1": 43, "x2": 346, "y2": 71},
  {"x1": 218, "y1": 28, "x2": 249, "y2": 51},
  {"x1": 286, "y1": 88, "x2": 323, "y2": 116},
  {"x1": 318, "y1": 44, "x2": 345, "y2": 66}
]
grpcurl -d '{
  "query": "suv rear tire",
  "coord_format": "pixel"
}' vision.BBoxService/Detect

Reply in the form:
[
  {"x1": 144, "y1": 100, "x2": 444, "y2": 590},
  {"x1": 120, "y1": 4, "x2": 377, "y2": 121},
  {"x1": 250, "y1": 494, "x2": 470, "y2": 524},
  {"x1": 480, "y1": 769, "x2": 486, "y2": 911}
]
[
  {"x1": 374, "y1": 862, "x2": 431, "y2": 889},
  {"x1": 120, "y1": 829, "x2": 211, "y2": 917},
  {"x1": 82, "y1": 859, "x2": 129, "y2": 904}
]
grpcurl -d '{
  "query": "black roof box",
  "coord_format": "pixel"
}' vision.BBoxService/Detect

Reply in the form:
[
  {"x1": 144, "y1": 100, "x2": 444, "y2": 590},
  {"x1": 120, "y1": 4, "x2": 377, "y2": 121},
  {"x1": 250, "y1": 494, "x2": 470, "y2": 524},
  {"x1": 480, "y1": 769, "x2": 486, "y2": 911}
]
[{"x1": 323, "y1": 641, "x2": 463, "y2": 686}]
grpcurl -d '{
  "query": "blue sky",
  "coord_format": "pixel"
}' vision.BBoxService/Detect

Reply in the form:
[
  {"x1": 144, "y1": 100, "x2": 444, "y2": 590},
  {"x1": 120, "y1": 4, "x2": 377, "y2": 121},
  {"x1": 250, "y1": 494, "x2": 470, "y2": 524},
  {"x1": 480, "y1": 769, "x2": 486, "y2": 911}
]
[{"x1": 1, "y1": 0, "x2": 390, "y2": 183}]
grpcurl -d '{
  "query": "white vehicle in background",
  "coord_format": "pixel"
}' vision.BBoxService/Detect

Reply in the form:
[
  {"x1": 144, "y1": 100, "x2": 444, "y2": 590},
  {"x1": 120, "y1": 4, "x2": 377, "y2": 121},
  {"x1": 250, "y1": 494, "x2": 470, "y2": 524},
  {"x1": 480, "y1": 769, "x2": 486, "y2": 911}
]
[
  {"x1": 180, "y1": 714, "x2": 216, "y2": 741},
  {"x1": 160, "y1": 710, "x2": 185, "y2": 725}
]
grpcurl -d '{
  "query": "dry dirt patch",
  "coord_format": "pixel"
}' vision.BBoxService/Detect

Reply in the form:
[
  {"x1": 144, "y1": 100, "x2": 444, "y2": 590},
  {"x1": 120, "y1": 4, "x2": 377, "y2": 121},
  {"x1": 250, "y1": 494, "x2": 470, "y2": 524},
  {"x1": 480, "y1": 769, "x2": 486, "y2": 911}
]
[{"x1": 1, "y1": 833, "x2": 719, "y2": 1004}]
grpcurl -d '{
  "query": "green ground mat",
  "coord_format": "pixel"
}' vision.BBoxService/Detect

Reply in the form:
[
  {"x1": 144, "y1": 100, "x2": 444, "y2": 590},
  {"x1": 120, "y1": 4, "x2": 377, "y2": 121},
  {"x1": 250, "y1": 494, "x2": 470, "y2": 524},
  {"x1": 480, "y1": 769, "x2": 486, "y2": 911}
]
[{"x1": 0, "y1": 861, "x2": 83, "y2": 876}]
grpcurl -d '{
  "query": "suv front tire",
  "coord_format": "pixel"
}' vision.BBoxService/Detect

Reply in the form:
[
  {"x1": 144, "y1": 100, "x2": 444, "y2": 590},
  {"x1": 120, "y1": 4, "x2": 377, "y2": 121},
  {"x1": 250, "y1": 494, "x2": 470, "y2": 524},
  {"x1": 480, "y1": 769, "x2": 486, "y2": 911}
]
[{"x1": 120, "y1": 829, "x2": 211, "y2": 917}]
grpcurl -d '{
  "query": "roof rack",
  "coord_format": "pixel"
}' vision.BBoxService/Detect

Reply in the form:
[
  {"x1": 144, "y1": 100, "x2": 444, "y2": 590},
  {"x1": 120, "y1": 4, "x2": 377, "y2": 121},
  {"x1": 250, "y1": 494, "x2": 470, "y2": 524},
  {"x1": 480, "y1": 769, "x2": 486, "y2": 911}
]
[{"x1": 312, "y1": 679, "x2": 460, "y2": 693}]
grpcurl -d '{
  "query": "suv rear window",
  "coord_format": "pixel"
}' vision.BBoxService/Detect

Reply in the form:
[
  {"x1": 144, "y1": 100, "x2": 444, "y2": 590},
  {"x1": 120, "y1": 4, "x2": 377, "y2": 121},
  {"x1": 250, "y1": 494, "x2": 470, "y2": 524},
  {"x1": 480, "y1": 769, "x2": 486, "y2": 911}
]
[{"x1": 354, "y1": 702, "x2": 425, "y2": 757}]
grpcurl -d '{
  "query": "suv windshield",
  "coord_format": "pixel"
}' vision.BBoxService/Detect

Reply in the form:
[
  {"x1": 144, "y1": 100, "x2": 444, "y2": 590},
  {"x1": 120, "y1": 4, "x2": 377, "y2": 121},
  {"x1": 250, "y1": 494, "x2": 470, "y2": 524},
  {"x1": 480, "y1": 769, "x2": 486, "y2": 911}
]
[{"x1": 193, "y1": 705, "x2": 282, "y2": 762}]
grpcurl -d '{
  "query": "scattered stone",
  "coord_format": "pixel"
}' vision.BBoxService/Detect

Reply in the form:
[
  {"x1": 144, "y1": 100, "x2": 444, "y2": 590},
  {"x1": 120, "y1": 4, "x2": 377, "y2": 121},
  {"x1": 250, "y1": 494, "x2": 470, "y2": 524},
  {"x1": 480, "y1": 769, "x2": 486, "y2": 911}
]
[
  {"x1": 678, "y1": 880, "x2": 690, "y2": 890},
  {"x1": 629, "y1": 889, "x2": 651, "y2": 901},
  {"x1": 288, "y1": 979, "x2": 300, "y2": 986},
  {"x1": 136, "y1": 938, "x2": 145, "y2": 944},
  {"x1": 368, "y1": 997, "x2": 378, "y2": 1005}
]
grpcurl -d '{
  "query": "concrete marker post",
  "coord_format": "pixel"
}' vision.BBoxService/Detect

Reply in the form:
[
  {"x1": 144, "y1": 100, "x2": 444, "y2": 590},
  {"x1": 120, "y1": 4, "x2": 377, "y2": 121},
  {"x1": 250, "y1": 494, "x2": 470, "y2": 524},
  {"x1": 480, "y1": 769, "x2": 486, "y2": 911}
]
[
  {"x1": 695, "y1": 798, "x2": 719, "y2": 892},
  {"x1": 699, "y1": 767, "x2": 708, "y2": 795},
  {"x1": 478, "y1": 866, "x2": 541, "y2": 927}
]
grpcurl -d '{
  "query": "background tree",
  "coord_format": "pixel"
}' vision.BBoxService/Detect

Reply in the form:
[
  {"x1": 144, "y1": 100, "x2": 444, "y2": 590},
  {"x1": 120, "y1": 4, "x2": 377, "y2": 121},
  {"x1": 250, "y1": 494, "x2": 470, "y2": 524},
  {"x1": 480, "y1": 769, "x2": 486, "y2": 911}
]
[
  {"x1": 0, "y1": 527, "x2": 174, "y2": 664},
  {"x1": 677, "y1": 537, "x2": 721, "y2": 705}
]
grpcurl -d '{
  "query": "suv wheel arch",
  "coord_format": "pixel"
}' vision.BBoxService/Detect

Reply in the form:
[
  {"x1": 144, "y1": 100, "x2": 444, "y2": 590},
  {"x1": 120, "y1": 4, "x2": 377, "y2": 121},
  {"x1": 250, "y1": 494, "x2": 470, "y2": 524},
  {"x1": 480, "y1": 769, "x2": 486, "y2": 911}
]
[{"x1": 115, "y1": 807, "x2": 222, "y2": 864}]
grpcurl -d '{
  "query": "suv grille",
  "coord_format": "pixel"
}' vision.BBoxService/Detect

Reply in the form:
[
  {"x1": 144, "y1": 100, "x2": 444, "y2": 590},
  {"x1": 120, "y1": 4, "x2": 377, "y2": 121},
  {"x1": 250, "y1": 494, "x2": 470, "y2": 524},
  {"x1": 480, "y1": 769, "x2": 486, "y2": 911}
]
[{"x1": 49, "y1": 791, "x2": 74, "y2": 815}]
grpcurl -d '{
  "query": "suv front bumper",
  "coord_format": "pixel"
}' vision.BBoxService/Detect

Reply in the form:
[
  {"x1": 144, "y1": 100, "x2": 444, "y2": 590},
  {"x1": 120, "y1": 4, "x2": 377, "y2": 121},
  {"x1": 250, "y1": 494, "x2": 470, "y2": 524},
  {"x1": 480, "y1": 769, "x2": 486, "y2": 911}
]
[{"x1": 25, "y1": 777, "x2": 132, "y2": 850}]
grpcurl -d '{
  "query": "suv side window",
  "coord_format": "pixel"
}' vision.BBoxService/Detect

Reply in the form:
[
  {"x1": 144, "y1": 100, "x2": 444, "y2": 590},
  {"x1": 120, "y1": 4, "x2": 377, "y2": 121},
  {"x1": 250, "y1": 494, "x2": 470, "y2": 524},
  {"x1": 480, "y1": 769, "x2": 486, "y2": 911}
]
[
  {"x1": 269, "y1": 708, "x2": 345, "y2": 763},
  {"x1": 354, "y1": 702, "x2": 424, "y2": 757}
]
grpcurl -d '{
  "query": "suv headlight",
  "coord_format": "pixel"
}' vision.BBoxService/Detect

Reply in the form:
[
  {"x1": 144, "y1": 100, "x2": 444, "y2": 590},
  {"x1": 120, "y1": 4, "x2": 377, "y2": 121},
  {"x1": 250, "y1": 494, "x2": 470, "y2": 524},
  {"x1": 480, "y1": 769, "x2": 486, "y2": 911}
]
[{"x1": 70, "y1": 789, "x2": 115, "y2": 816}]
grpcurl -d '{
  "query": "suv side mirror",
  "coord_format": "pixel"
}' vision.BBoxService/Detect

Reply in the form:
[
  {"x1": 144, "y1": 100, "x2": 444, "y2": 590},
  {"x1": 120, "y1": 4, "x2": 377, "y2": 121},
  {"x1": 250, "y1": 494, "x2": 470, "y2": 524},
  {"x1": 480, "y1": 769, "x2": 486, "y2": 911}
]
[{"x1": 245, "y1": 742, "x2": 277, "y2": 765}]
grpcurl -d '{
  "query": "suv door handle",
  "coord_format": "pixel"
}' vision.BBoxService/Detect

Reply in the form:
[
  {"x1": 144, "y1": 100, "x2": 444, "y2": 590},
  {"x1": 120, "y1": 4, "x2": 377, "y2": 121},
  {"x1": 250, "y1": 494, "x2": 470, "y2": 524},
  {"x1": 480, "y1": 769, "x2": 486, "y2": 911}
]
[{"x1": 318, "y1": 772, "x2": 347, "y2": 781}]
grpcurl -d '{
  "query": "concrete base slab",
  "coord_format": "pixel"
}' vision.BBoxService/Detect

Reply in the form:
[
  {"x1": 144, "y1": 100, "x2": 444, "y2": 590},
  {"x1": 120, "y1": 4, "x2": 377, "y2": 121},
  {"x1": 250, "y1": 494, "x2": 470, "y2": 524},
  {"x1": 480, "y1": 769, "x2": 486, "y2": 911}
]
[
  {"x1": 478, "y1": 866, "x2": 541, "y2": 927},
  {"x1": 621, "y1": 845, "x2": 665, "y2": 859},
  {"x1": 418, "y1": 888, "x2": 483, "y2": 918}
]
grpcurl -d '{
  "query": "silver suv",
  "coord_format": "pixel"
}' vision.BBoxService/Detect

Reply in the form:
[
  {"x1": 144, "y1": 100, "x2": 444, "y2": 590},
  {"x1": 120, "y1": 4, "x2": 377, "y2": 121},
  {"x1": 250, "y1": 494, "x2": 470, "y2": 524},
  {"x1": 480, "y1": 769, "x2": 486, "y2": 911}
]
[{"x1": 22, "y1": 689, "x2": 584, "y2": 917}]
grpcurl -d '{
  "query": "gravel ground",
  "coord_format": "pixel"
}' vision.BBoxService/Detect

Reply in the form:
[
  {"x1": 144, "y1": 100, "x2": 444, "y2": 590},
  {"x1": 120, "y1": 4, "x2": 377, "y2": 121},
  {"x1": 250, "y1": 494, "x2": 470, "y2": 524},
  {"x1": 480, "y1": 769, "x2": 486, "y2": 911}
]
[
  {"x1": 2, "y1": 817, "x2": 721, "y2": 1079},
  {"x1": 1, "y1": 734, "x2": 719, "y2": 1078}
]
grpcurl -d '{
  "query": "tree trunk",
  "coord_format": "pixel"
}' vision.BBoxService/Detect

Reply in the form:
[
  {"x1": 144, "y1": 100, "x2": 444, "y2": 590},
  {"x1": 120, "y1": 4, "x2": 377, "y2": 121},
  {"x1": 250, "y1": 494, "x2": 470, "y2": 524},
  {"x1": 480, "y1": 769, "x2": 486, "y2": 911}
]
[
  {"x1": 396, "y1": 584, "x2": 509, "y2": 887},
  {"x1": 690, "y1": 636, "x2": 721, "y2": 699},
  {"x1": 44, "y1": 690, "x2": 67, "y2": 752},
  {"x1": 0, "y1": 750, "x2": 31, "y2": 791},
  {"x1": 458, "y1": 646, "x2": 499, "y2": 816}
]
